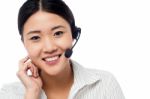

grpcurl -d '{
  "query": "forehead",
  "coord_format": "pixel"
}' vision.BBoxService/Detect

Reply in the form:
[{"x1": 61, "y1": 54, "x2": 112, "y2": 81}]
[{"x1": 23, "y1": 11, "x2": 70, "y2": 34}]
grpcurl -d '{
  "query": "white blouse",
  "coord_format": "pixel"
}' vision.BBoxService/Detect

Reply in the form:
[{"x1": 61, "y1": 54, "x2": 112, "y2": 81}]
[{"x1": 0, "y1": 60, "x2": 125, "y2": 99}]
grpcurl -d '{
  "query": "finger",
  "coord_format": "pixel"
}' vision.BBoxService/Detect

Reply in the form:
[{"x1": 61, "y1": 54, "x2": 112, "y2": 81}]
[
  {"x1": 33, "y1": 64, "x2": 39, "y2": 78},
  {"x1": 20, "y1": 56, "x2": 30, "y2": 63},
  {"x1": 27, "y1": 64, "x2": 34, "y2": 76},
  {"x1": 30, "y1": 61, "x2": 40, "y2": 77},
  {"x1": 28, "y1": 62, "x2": 39, "y2": 78},
  {"x1": 17, "y1": 62, "x2": 34, "y2": 86},
  {"x1": 20, "y1": 61, "x2": 30, "y2": 72},
  {"x1": 28, "y1": 62, "x2": 36, "y2": 77},
  {"x1": 17, "y1": 60, "x2": 32, "y2": 79},
  {"x1": 18, "y1": 56, "x2": 30, "y2": 69},
  {"x1": 17, "y1": 61, "x2": 30, "y2": 78},
  {"x1": 35, "y1": 67, "x2": 39, "y2": 77}
]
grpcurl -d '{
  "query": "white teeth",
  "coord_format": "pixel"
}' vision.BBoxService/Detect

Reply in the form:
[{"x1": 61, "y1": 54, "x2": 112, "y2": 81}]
[{"x1": 44, "y1": 56, "x2": 59, "y2": 62}]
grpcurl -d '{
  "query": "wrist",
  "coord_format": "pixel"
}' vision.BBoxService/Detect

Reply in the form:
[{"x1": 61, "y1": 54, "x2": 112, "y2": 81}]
[{"x1": 25, "y1": 89, "x2": 41, "y2": 99}]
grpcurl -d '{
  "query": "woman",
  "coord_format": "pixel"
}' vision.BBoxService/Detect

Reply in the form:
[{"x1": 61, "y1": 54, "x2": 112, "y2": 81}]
[{"x1": 0, "y1": 0, "x2": 125, "y2": 99}]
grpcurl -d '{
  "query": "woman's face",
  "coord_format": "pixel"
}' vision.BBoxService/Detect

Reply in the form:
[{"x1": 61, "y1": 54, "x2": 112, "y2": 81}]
[{"x1": 23, "y1": 11, "x2": 73, "y2": 76}]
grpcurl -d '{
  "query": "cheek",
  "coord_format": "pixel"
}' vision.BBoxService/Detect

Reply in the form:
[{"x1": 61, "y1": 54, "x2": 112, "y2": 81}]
[
  {"x1": 25, "y1": 43, "x2": 41, "y2": 59},
  {"x1": 57, "y1": 35, "x2": 73, "y2": 50}
]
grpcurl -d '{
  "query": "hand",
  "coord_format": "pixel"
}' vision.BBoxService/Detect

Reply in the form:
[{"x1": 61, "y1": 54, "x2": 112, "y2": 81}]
[{"x1": 17, "y1": 56, "x2": 43, "y2": 97}]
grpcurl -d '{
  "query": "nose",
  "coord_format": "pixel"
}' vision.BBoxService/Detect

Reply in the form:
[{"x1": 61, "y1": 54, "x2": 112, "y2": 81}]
[{"x1": 42, "y1": 38, "x2": 58, "y2": 54}]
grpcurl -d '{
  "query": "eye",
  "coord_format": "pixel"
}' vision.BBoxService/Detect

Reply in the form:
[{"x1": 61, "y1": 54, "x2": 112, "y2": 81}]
[
  {"x1": 54, "y1": 31, "x2": 64, "y2": 37},
  {"x1": 30, "y1": 36, "x2": 40, "y2": 41}
]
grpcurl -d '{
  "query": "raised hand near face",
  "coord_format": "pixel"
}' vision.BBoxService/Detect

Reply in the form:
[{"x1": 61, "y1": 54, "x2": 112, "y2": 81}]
[{"x1": 17, "y1": 56, "x2": 43, "y2": 99}]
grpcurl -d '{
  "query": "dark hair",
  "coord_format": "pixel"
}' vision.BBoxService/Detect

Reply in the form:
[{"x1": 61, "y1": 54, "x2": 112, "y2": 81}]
[{"x1": 18, "y1": 0, "x2": 78, "y2": 39}]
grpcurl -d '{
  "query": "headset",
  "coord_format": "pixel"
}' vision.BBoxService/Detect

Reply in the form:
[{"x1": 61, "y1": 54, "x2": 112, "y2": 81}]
[{"x1": 64, "y1": 27, "x2": 81, "y2": 58}]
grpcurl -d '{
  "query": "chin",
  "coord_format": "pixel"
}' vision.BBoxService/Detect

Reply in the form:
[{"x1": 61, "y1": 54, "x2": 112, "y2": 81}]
[{"x1": 41, "y1": 60, "x2": 68, "y2": 76}]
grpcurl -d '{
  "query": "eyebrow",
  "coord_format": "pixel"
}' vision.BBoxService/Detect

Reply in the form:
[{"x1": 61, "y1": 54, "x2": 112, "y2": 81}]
[
  {"x1": 51, "y1": 25, "x2": 65, "y2": 31},
  {"x1": 26, "y1": 25, "x2": 65, "y2": 35},
  {"x1": 27, "y1": 30, "x2": 41, "y2": 35}
]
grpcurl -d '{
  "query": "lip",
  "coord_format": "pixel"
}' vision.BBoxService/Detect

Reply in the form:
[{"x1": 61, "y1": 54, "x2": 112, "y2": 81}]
[
  {"x1": 42, "y1": 54, "x2": 61, "y2": 59},
  {"x1": 42, "y1": 54, "x2": 62, "y2": 66}
]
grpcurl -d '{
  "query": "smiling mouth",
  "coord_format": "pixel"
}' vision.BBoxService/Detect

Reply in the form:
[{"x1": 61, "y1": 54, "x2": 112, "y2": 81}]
[{"x1": 42, "y1": 54, "x2": 61, "y2": 62}]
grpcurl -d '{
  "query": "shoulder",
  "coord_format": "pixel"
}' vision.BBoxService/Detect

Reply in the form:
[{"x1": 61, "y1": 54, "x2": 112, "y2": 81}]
[
  {"x1": 86, "y1": 68, "x2": 125, "y2": 98},
  {"x1": 86, "y1": 67, "x2": 117, "y2": 83},
  {"x1": 83, "y1": 67, "x2": 125, "y2": 98},
  {"x1": 72, "y1": 60, "x2": 125, "y2": 98},
  {"x1": 73, "y1": 60, "x2": 116, "y2": 80},
  {"x1": 0, "y1": 82, "x2": 25, "y2": 97},
  {"x1": 72, "y1": 60, "x2": 118, "y2": 84}
]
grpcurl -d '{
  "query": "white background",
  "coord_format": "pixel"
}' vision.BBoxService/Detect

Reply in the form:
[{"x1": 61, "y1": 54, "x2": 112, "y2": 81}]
[{"x1": 0, "y1": 0, "x2": 150, "y2": 99}]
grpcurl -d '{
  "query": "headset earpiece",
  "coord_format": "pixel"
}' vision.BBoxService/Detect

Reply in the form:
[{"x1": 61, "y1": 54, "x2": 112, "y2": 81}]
[{"x1": 72, "y1": 27, "x2": 81, "y2": 39}]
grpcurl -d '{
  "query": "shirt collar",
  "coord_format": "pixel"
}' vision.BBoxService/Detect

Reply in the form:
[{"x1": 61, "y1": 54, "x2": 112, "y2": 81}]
[
  {"x1": 72, "y1": 60, "x2": 101, "y2": 85},
  {"x1": 69, "y1": 60, "x2": 101, "y2": 96}
]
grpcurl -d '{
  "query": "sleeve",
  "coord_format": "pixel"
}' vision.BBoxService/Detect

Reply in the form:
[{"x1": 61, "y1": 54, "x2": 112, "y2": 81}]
[
  {"x1": 0, "y1": 84, "x2": 23, "y2": 99},
  {"x1": 0, "y1": 83, "x2": 47, "y2": 99},
  {"x1": 105, "y1": 74, "x2": 125, "y2": 99}
]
